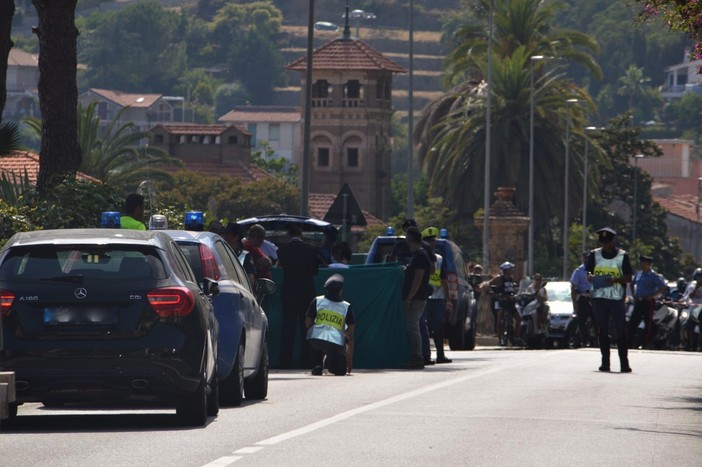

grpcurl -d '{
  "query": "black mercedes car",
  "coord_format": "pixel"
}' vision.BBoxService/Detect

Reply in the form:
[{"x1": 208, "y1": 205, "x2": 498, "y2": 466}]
[{"x1": 0, "y1": 229, "x2": 219, "y2": 427}]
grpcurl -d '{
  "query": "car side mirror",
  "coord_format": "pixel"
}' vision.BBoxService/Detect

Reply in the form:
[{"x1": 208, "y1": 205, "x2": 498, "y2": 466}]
[
  {"x1": 254, "y1": 278, "x2": 276, "y2": 303},
  {"x1": 202, "y1": 277, "x2": 220, "y2": 297}
]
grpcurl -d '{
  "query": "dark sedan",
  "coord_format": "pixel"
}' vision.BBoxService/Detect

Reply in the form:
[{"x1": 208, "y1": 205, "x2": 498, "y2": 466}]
[
  {"x1": 163, "y1": 230, "x2": 274, "y2": 406},
  {"x1": 0, "y1": 229, "x2": 219, "y2": 427}
]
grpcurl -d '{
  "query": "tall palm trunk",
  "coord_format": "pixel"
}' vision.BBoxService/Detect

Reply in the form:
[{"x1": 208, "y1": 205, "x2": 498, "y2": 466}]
[
  {"x1": 32, "y1": 0, "x2": 81, "y2": 194},
  {"x1": 0, "y1": 0, "x2": 15, "y2": 120}
]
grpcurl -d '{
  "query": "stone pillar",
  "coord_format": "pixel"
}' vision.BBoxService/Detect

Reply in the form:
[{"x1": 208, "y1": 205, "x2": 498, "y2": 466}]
[{"x1": 474, "y1": 187, "x2": 530, "y2": 337}]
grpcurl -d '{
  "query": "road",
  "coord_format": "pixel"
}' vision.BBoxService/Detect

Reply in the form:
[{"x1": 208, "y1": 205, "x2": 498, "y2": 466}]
[{"x1": 1, "y1": 347, "x2": 700, "y2": 467}]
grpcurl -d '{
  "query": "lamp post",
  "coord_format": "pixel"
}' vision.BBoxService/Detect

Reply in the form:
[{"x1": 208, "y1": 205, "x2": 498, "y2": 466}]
[
  {"x1": 563, "y1": 98, "x2": 578, "y2": 280},
  {"x1": 300, "y1": 0, "x2": 315, "y2": 216},
  {"x1": 528, "y1": 55, "x2": 546, "y2": 277},
  {"x1": 581, "y1": 126, "x2": 598, "y2": 252},
  {"x1": 482, "y1": 0, "x2": 494, "y2": 270},
  {"x1": 696, "y1": 177, "x2": 702, "y2": 260},
  {"x1": 407, "y1": 0, "x2": 414, "y2": 219},
  {"x1": 632, "y1": 154, "x2": 645, "y2": 249}
]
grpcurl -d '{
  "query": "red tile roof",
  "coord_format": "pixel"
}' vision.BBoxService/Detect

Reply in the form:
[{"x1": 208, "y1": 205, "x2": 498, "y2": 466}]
[
  {"x1": 87, "y1": 88, "x2": 161, "y2": 108},
  {"x1": 654, "y1": 194, "x2": 700, "y2": 223},
  {"x1": 158, "y1": 123, "x2": 251, "y2": 136},
  {"x1": 0, "y1": 150, "x2": 98, "y2": 184},
  {"x1": 219, "y1": 107, "x2": 301, "y2": 124},
  {"x1": 8, "y1": 48, "x2": 38, "y2": 67},
  {"x1": 287, "y1": 37, "x2": 406, "y2": 73},
  {"x1": 308, "y1": 192, "x2": 384, "y2": 227}
]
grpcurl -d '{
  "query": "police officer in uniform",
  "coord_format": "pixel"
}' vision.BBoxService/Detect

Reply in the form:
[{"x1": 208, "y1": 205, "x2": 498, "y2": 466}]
[
  {"x1": 629, "y1": 254, "x2": 666, "y2": 348},
  {"x1": 305, "y1": 274, "x2": 355, "y2": 376},
  {"x1": 586, "y1": 227, "x2": 633, "y2": 372},
  {"x1": 421, "y1": 227, "x2": 453, "y2": 364}
]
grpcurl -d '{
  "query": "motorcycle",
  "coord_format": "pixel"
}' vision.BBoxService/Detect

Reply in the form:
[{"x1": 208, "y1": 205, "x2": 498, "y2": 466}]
[
  {"x1": 518, "y1": 292, "x2": 550, "y2": 349},
  {"x1": 628, "y1": 300, "x2": 679, "y2": 350},
  {"x1": 679, "y1": 304, "x2": 702, "y2": 351}
]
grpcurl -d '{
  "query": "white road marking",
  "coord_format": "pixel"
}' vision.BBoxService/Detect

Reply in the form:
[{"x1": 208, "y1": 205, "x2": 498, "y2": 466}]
[
  {"x1": 201, "y1": 456, "x2": 242, "y2": 466},
  {"x1": 257, "y1": 353, "x2": 558, "y2": 446},
  {"x1": 233, "y1": 447, "x2": 263, "y2": 454}
]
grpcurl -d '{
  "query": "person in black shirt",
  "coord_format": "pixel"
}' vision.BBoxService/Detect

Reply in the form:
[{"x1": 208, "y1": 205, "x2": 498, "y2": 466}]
[{"x1": 402, "y1": 227, "x2": 431, "y2": 369}]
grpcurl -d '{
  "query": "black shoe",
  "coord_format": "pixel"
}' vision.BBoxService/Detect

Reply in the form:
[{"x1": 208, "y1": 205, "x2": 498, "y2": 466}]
[
  {"x1": 436, "y1": 356, "x2": 453, "y2": 364},
  {"x1": 621, "y1": 366, "x2": 632, "y2": 373},
  {"x1": 423, "y1": 357, "x2": 435, "y2": 366},
  {"x1": 311, "y1": 365, "x2": 323, "y2": 376},
  {"x1": 403, "y1": 356, "x2": 425, "y2": 370},
  {"x1": 598, "y1": 365, "x2": 610, "y2": 372}
]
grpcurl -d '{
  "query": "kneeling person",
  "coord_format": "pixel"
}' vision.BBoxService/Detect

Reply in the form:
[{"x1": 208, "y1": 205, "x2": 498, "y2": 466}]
[{"x1": 306, "y1": 274, "x2": 355, "y2": 375}]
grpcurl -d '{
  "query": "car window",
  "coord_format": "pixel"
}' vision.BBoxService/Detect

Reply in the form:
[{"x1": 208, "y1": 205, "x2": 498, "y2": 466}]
[
  {"x1": 0, "y1": 245, "x2": 167, "y2": 282},
  {"x1": 215, "y1": 240, "x2": 253, "y2": 294},
  {"x1": 167, "y1": 242, "x2": 198, "y2": 284},
  {"x1": 450, "y1": 242, "x2": 467, "y2": 280}
]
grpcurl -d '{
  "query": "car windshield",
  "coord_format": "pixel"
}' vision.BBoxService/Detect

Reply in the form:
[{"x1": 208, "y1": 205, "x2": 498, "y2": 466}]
[
  {"x1": 0, "y1": 245, "x2": 167, "y2": 282},
  {"x1": 546, "y1": 282, "x2": 572, "y2": 302}
]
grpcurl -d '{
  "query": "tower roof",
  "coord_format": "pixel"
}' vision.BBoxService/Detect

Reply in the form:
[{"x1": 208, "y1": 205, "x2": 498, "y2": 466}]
[{"x1": 286, "y1": 37, "x2": 406, "y2": 73}]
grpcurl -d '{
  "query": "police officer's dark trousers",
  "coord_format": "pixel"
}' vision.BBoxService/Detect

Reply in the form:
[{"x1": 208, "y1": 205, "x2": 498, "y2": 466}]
[
  {"x1": 591, "y1": 297, "x2": 628, "y2": 369},
  {"x1": 628, "y1": 298, "x2": 654, "y2": 348}
]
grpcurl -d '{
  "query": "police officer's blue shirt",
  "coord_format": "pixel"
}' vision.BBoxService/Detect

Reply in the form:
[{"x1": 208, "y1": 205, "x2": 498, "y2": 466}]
[
  {"x1": 570, "y1": 264, "x2": 591, "y2": 294},
  {"x1": 632, "y1": 270, "x2": 665, "y2": 299}
]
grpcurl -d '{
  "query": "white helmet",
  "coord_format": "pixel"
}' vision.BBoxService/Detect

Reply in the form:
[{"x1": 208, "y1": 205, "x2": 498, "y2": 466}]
[{"x1": 499, "y1": 261, "x2": 515, "y2": 271}]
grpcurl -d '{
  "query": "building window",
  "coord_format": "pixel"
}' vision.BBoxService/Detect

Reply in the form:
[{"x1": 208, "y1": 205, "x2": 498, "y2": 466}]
[
  {"x1": 312, "y1": 80, "x2": 330, "y2": 98},
  {"x1": 269, "y1": 123, "x2": 280, "y2": 141},
  {"x1": 228, "y1": 135, "x2": 238, "y2": 145},
  {"x1": 247, "y1": 123, "x2": 257, "y2": 147},
  {"x1": 318, "y1": 147, "x2": 330, "y2": 167},
  {"x1": 98, "y1": 101, "x2": 107, "y2": 119},
  {"x1": 345, "y1": 80, "x2": 362, "y2": 99},
  {"x1": 154, "y1": 134, "x2": 164, "y2": 144},
  {"x1": 347, "y1": 148, "x2": 359, "y2": 167}
]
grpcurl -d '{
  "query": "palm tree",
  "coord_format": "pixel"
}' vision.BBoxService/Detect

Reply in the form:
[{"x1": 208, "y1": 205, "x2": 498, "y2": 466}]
[
  {"x1": 416, "y1": 0, "x2": 601, "y2": 230},
  {"x1": 25, "y1": 101, "x2": 181, "y2": 189},
  {"x1": 617, "y1": 64, "x2": 651, "y2": 113}
]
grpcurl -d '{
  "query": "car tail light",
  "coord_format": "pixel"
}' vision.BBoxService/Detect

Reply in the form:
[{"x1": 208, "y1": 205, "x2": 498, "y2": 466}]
[
  {"x1": 1, "y1": 290, "x2": 14, "y2": 317},
  {"x1": 147, "y1": 287, "x2": 195, "y2": 318},
  {"x1": 447, "y1": 272, "x2": 459, "y2": 300},
  {"x1": 198, "y1": 244, "x2": 221, "y2": 281}
]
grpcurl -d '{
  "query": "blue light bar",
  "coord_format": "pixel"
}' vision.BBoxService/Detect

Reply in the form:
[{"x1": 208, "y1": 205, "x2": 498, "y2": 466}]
[
  {"x1": 101, "y1": 211, "x2": 121, "y2": 228},
  {"x1": 184, "y1": 211, "x2": 204, "y2": 231},
  {"x1": 439, "y1": 228, "x2": 448, "y2": 239},
  {"x1": 386, "y1": 226, "x2": 395, "y2": 235}
]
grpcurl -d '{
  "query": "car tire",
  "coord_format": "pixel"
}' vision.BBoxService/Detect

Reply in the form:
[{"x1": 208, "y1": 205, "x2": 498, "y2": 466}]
[
  {"x1": 464, "y1": 319, "x2": 476, "y2": 350},
  {"x1": 220, "y1": 342, "x2": 245, "y2": 407},
  {"x1": 245, "y1": 341, "x2": 269, "y2": 400},
  {"x1": 207, "y1": 367, "x2": 220, "y2": 417},
  {"x1": 176, "y1": 372, "x2": 208, "y2": 427}
]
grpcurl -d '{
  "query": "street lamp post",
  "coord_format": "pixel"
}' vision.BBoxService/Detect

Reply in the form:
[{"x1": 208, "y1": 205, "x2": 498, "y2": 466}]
[
  {"x1": 696, "y1": 177, "x2": 702, "y2": 261},
  {"x1": 581, "y1": 126, "x2": 598, "y2": 253},
  {"x1": 482, "y1": 0, "x2": 494, "y2": 270},
  {"x1": 632, "y1": 154, "x2": 645, "y2": 249},
  {"x1": 300, "y1": 0, "x2": 315, "y2": 216},
  {"x1": 527, "y1": 55, "x2": 544, "y2": 278},
  {"x1": 407, "y1": 0, "x2": 414, "y2": 219},
  {"x1": 563, "y1": 98, "x2": 578, "y2": 280}
]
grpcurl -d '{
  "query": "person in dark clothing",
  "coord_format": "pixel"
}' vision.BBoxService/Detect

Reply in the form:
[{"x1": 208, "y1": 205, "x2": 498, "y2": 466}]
[
  {"x1": 402, "y1": 227, "x2": 432, "y2": 369},
  {"x1": 305, "y1": 274, "x2": 355, "y2": 376},
  {"x1": 277, "y1": 225, "x2": 319, "y2": 368},
  {"x1": 628, "y1": 254, "x2": 666, "y2": 349},
  {"x1": 586, "y1": 227, "x2": 633, "y2": 373}
]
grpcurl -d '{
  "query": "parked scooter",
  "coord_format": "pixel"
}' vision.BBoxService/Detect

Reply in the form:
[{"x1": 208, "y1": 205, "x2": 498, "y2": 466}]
[
  {"x1": 518, "y1": 291, "x2": 550, "y2": 349},
  {"x1": 680, "y1": 304, "x2": 702, "y2": 351}
]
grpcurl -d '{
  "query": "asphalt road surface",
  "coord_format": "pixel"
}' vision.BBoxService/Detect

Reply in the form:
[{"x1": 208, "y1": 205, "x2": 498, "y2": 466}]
[{"x1": 2, "y1": 347, "x2": 700, "y2": 467}]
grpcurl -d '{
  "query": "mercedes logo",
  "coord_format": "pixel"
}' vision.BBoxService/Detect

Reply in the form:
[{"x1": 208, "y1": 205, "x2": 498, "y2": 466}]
[{"x1": 74, "y1": 288, "x2": 88, "y2": 299}]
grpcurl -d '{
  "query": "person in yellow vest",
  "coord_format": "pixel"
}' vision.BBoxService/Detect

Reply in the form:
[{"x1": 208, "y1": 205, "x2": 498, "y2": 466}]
[
  {"x1": 305, "y1": 274, "x2": 355, "y2": 376},
  {"x1": 586, "y1": 227, "x2": 633, "y2": 373},
  {"x1": 421, "y1": 227, "x2": 453, "y2": 363},
  {"x1": 120, "y1": 193, "x2": 146, "y2": 230}
]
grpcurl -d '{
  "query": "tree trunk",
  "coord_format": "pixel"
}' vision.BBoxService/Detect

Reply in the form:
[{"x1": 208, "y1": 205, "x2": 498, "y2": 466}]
[
  {"x1": 0, "y1": 0, "x2": 15, "y2": 119},
  {"x1": 32, "y1": 0, "x2": 81, "y2": 194}
]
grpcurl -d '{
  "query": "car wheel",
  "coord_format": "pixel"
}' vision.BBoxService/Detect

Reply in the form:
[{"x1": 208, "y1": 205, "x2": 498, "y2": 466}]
[
  {"x1": 206, "y1": 367, "x2": 219, "y2": 417},
  {"x1": 220, "y1": 342, "x2": 245, "y2": 407},
  {"x1": 176, "y1": 371, "x2": 207, "y2": 427},
  {"x1": 464, "y1": 319, "x2": 476, "y2": 350},
  {"x1": 244, "y1": 341, "x2": 269, "y2": 400}
]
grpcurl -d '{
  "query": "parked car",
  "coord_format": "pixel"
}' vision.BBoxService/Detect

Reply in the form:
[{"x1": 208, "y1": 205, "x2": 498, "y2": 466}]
[
  {"x1": 163, "y1": 230, "x2": 275, "y2": 406},
  {"x1": 0, "y1": 229, "x2": 219, "y2": 426},
  {"x1": 365, "y1": 235, "x2": 476, "y2": 350},
  {"x1": 545, "y1": 281, "x2": 578, "y2": 348}
]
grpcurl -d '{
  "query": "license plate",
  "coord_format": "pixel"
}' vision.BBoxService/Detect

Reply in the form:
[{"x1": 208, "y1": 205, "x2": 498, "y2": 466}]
[{"x1": 44, "y1": 306, "x2": 117, "y2": 325}]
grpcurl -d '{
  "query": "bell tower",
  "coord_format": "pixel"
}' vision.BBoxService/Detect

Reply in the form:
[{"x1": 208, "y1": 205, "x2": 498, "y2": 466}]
[{"x1": 287, "y1": 6, "x2": 406, "y2": 219}]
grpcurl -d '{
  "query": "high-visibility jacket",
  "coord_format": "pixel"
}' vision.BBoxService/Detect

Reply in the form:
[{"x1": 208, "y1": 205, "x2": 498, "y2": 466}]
[
  {"x1": 307, "y1": 296, "x2": 350, "y2": 346},
  {"x1": 592, "y1": 248, "x2": 625, "y2": 300},
  {"x1": 120, "y1": 215, "x2": 146, "y2": 230},
  {"x1": 428, "y1": 254, "x2": 445, "y2": 300}
]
